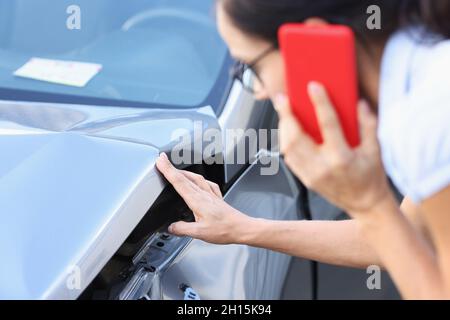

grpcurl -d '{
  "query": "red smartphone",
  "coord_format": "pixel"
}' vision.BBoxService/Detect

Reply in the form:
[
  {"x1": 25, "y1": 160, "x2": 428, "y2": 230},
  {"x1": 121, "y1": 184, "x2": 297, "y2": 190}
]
[{"x1": 278, "y1": 23, "x2": 360, "y2": 148}]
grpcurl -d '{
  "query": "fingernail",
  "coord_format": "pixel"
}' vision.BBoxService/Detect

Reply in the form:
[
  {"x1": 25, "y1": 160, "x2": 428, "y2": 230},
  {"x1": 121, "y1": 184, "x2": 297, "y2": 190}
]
[
  {"x1": 168, "y1": 223, "x2": 175, "y2": 233},
  {"x1": 308, "y1": 82, "x2": 322, "y2": 95},
  {"x1": 159, "y1": 152, "x2": 168, "y2": 161}
]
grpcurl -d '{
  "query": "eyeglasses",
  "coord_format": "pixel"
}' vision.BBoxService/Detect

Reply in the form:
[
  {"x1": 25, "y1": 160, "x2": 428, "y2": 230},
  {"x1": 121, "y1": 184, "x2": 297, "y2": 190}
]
[{"x1": 230, "y1": 46, "x2": 275, "y2": 94}]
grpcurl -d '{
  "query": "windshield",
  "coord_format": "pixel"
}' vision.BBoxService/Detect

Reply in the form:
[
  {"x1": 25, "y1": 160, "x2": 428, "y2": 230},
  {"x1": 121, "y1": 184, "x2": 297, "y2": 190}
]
[{"x1": 0, "y1": 0, "x2": 229, "y2": 109}]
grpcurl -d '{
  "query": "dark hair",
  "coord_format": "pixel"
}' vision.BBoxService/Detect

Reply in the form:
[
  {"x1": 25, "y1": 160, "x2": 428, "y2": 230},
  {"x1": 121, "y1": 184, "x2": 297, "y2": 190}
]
[{"x1": 219, "y1": 0, "x2": 450, "y2": 46}]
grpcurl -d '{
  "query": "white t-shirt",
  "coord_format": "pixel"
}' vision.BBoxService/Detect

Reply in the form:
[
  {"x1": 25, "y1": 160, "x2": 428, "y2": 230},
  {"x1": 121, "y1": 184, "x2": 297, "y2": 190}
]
[{"x1": 378, "y1": 27, "x2": 450, "y2": 204}]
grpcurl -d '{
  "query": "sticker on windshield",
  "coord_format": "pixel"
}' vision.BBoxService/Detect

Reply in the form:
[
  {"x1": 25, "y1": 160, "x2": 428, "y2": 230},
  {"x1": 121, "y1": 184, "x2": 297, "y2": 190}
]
[{"x1": 14, "y1": 58, "x2": 102, "y2": 88}]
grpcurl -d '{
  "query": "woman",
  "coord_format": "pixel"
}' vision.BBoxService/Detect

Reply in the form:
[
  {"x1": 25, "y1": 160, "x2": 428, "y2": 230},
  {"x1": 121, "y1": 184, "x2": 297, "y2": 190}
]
[{"x1": 156, "y1": 0, "x2": 450, "y2": 299}]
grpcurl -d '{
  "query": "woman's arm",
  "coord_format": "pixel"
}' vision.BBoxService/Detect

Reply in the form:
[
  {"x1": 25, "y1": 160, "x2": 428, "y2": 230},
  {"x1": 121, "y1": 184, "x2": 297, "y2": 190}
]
[
  {"x1": 421, "y1": 186, "x2": 450, "y2": 298},
  {"x1": 240, "y1": 218, "x2": 380, "y2": 269},
  {"x1": 353, "y1": 188, "x2": 449, "y2": 300},
  {"x1": 156, "y1": 154, "x2": 380, "y2": 267},
  {"x1": 271, "y1": 83, "x2": 450, "y2": 299},
  {"x1": 156, "y1": 154, "x2": 427, "y2": 270},
  {"x1": 241, "y1": 196, "x2": 427, "y2": 269}
]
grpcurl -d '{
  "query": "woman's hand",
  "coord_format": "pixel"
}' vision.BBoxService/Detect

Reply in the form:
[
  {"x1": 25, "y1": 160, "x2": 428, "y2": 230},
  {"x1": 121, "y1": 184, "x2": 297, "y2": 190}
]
[
  {"x1": 275, "y1": 82, "x2": 394, "y2": 216},
  {"x1": 156, "y1": 153, "x2": 253, "y2": 244}
]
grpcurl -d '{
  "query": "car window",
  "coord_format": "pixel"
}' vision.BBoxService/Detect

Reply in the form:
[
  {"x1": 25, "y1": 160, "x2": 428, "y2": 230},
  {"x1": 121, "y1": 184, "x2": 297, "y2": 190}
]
[{"x1": 0, "y1": 0, "x2": 229, "y2": 109}]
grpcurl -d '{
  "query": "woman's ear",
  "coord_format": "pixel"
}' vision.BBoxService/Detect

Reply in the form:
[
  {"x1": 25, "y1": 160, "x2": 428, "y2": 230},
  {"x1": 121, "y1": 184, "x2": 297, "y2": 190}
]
[{"x1": 303, "y1": 18, "x2": 329, "y2": 27}]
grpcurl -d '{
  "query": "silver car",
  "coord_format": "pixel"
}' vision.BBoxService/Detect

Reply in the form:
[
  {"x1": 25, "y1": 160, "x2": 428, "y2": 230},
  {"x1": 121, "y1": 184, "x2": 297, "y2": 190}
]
[{"x1": 0, "y1": 0, "x2": 398, "y2": 300}]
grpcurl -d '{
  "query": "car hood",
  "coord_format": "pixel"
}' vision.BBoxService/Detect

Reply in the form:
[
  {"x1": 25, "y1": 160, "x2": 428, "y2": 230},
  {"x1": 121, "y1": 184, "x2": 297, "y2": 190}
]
[{"x1": 0, "y1": 100, "x2": 220, "y2": 299}]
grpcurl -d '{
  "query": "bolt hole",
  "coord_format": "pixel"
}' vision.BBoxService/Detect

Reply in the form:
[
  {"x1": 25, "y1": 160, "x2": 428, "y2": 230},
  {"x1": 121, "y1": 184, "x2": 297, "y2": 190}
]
[
  {"x1": 156, "y1": 241, "x2": 165, "y2": 248},
  {"x1": 160, "y1": 234, "x2": 170, "y2": 240}
]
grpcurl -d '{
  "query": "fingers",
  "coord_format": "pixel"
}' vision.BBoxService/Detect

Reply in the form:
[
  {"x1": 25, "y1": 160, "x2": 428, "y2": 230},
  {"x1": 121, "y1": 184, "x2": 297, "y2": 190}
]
[
  {"x1": 168, "y1": 221, "x2": 200, "y2": 238},
  {"x1": 207, "y1": 181, "x2": 223, "y2": 198},
  {"x1": 274, "y1": 94, "x2": 317, "y2": 155},
  {"x1": 273, "y1": 93, "x2": 294, "y2": 119},
  {"x1": 156, "y1": 153, "x2": 200, "y2": 210},
  {"x1": 180, "y1": 171, "x2": 212, "y2": 194},
  {"x1": 181, "y1": 171, "x2": 222, "y2": 198},
  {"x1": 308, "y1": 82, "x2": 346, "y2": 147},
  {"x1": 358, "y1": 100, "x2": 379, "y2": 149}
]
